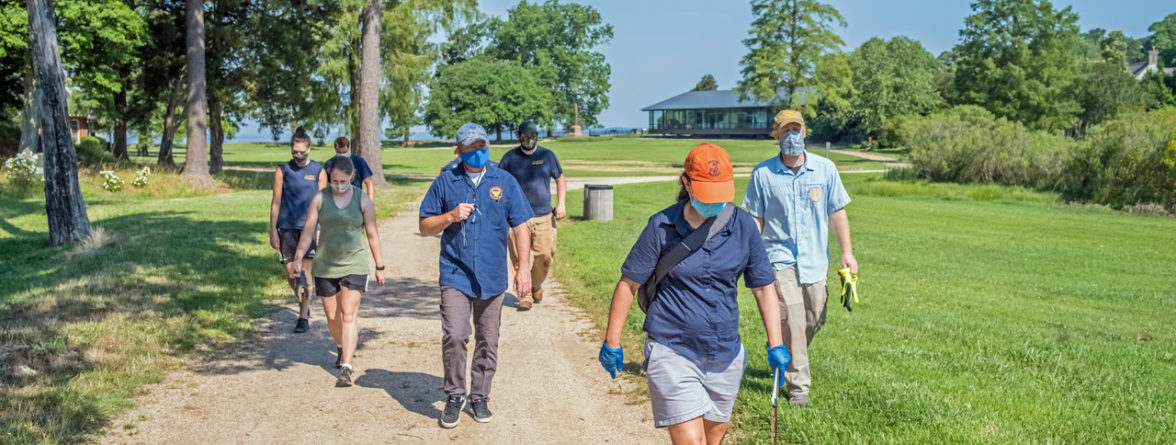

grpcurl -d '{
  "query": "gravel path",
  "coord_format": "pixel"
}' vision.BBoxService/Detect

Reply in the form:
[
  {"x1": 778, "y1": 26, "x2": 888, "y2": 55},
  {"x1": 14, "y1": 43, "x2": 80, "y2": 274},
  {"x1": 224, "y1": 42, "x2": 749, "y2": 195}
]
[{"x1": 99, "y1": 210, "x2": 661, "y2": 444}]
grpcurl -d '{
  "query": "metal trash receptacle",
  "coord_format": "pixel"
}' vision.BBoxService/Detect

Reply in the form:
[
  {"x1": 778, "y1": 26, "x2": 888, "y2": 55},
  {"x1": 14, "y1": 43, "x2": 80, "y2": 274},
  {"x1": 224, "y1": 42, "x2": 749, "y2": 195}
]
[{"x1": 583, "y1": 184, "x2": 613, "y2": 222}]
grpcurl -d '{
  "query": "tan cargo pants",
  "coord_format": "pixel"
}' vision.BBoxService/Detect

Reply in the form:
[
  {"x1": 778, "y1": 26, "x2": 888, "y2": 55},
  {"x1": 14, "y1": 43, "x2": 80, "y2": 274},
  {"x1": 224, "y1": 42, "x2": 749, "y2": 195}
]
[
  {"x1": 774, "y1": 265, "x2": 828, "y2": 397},
  {"x1": 508, "y1": 213, "x2": 557, "y2": 302}
]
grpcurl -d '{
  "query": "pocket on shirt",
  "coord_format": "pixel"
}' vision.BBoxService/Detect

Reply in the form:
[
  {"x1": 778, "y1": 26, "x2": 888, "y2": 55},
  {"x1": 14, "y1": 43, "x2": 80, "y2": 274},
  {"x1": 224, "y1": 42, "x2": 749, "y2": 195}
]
[{"x1": 798, "y1": 183, "x2": 826, "y2": 213}]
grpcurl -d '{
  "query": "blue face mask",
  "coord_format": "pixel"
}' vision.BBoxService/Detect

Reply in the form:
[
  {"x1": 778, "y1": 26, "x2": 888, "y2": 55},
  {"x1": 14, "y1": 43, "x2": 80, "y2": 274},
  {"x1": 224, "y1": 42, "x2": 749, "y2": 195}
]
[
  {"x1": 779, "y1": 130, "x2": 805, "y2": 156},
  {"x1": 461, "y1": 148, "x2": 489, "y2": 168},
  {"x1": 690, "y1": 197, "x2": 726, "y2": 218}
]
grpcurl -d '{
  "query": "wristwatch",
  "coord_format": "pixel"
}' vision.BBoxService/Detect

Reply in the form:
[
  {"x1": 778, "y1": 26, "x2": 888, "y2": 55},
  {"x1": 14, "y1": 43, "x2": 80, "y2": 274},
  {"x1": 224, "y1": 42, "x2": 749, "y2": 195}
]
[{"x1": 375, "y1": 265, "x2": 386, "y2": 271}]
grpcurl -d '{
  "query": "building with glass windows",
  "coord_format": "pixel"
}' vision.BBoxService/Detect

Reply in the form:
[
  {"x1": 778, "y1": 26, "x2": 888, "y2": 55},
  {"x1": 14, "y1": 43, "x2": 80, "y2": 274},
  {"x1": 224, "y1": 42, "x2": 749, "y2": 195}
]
[{"x1": 642, "y1": 90, "x2": 776, "y2": 137}]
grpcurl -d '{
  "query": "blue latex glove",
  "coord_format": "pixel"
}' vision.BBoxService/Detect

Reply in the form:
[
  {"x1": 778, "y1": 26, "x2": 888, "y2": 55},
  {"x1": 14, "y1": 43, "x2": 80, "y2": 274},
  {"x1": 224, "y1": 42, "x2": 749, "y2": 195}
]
[
  {"x1": 766, "y1": 344, "x2": 791, "y2": 386},
  {"x1": 598, "y1": 342, "x2": 623, "y2": 379}
]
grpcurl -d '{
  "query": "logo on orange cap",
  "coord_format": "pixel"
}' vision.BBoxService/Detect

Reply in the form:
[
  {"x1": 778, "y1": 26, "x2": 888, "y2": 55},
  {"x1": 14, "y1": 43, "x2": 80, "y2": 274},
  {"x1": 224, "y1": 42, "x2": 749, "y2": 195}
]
[{"x1": 685, "y1": 143, "x2": 735, "y2": 204}]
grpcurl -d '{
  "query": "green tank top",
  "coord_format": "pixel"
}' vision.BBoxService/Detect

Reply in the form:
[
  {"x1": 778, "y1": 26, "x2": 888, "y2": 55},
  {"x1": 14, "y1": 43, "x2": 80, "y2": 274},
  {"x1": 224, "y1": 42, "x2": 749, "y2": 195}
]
[{"x1": 315, "y1": 187, "x2": 370, "y2": 278}]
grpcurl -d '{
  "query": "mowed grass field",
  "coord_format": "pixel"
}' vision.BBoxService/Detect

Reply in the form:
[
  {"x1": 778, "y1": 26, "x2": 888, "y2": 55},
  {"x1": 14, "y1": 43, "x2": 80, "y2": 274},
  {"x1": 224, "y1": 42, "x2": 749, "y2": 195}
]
[
  {"x1": 550, "y1": 174, "x2": 1176, "y2": 443},
  {"x1": 139, "y1": 136, "x2": 885, "y2": 178}
]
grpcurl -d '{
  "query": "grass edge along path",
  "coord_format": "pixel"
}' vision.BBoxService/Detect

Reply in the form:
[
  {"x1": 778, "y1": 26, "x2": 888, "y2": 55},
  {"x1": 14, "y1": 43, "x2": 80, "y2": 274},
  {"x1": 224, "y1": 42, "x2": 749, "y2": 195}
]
[{"x1": 550, "y1": 174, "x2": 1176, "y2": 443}]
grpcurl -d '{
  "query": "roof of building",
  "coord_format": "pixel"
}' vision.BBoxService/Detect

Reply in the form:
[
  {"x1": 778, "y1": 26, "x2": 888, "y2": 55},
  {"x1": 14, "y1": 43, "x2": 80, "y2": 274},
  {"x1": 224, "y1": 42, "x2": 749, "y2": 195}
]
[
  {"x1": 641, "y1": 90, "x2": 773, "y2": 111},
  {"x1": 1128, "y1": 62, "x2": 1176, "y2": 79}
]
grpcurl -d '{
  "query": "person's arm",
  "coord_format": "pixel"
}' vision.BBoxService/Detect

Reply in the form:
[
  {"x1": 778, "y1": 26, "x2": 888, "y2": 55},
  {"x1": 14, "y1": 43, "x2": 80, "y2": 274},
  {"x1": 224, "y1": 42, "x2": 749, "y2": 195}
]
[
  {"x1": 291, "y1": 193, "x2": 322, "y2": 275},
  {"x1": 554, "y1": 174, "x2": 567, "y2": 219},
  {"x1": 512, "y1": 223, "x2": 532, "y2": 298},
  {"x1": 604, "y1": 277, "x2": 641, "y2": 348},
  {"x1": 419, "y1": 204, "x2": 474, "y2": 236},
  {"x1": 363, "y1": 177, "x2": 375, "y2": 201},
  {"x1": 830, "y1": 208, "x2": 857, "y2": 274},
  {"x1": 752, "y1": 284, "x2": 784, "y2": 348},
  {"x1": 269, "y1": 168, "x2": 283, "y2": 250},
  {"x1": 360, "y1": 193, "x2": 385, "y2": 286},
  {"x1": 752, "y1": 216, "x2": 764, "y2": 232}
]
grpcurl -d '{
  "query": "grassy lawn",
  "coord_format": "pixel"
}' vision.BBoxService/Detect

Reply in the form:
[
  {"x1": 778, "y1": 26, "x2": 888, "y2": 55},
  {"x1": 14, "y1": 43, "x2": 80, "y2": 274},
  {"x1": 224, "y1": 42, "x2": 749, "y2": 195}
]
[
  {"x1": 550, "y1": 174, "x2": 1176, "y2": 443},
  {"x1": 133, "y1": 137, "x2": 885, "y2": 178},
  {"x1": 0, "y1": 165, "x2": 429, "y2": 443}
]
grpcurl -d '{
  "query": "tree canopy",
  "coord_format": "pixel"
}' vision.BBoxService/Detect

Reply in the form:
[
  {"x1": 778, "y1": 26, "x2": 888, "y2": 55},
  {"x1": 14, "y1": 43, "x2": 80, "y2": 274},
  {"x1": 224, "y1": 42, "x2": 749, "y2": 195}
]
[
  {"x1": 846, "y1": 36, "x2": 942, "y2": 138},
  {"x1": 692, "y1": 74, "x2": 717, "y2": 92},
  {"x1": 424, "y1": 57, "x2": 553, "y2": 141}
]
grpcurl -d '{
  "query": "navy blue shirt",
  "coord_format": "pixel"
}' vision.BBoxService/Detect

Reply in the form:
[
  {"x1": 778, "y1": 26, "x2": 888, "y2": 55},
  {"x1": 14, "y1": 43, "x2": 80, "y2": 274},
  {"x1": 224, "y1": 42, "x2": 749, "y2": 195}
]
[
  {"x1": 621, "y1": 202, "x2": 776, "y2": 366},
  {"x1": 498, "y1": 146, "x2": 564, "y2": 216},
  {"x1": 277, "y1": 160, "x2": 323, "y2": 230},
  {"x1": 420, "y1": 165, "x2": 535, "y2": 298},
  {"x1": 324, "y1": 153, "x2": 373, "y2": 190},
  {"x1": 440, "y1": 157, "x2": 497, "y2": 173}
]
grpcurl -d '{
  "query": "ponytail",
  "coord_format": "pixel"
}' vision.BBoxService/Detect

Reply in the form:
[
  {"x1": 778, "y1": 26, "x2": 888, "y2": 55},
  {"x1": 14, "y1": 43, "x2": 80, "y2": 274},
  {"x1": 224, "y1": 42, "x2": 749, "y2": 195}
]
[{"x1": 290, "y1": 126, "x2": 312, "y2": 147}]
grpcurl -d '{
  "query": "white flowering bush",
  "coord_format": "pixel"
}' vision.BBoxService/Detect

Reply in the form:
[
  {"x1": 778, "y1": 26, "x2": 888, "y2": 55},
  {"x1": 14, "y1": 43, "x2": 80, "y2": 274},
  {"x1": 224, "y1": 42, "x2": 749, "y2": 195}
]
[
  {"x1": 132, "y1": 166, "x2": 151, "y2": 188},
  {"x1": 4, "y1": 151, "x2": 44, "y2": 189},
  {"x1": 100, "y1": 170, "x2": 124, "y2": 192}
]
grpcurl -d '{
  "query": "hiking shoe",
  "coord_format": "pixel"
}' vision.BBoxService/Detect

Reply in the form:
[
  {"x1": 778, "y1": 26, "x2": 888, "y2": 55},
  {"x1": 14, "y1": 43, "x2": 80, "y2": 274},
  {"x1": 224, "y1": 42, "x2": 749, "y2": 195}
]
[
  {"x1": 788, "y1": 393, "x2": 810, "y2": 407},
  {"x1": 532, "y1": 288, "x2": 544, "y2": 303},
  {"x1": 335, "y1": 365, "x2": 354, "y2": 387},
  {"x1": 335, "y1": 346, "x2": 343, "y2": 369},
  {"x1": 439, "y1": 395, "x2": 468, "y2": 428},
  {"x1": 517, "y1": 299, "x2": 533, "y2": 311},
  {"x1": 468, "y1": 397, "x2": 493, "y2": 423},
  {"x1": 293, "y1": 318, "x2": 309, "y2": 333}
]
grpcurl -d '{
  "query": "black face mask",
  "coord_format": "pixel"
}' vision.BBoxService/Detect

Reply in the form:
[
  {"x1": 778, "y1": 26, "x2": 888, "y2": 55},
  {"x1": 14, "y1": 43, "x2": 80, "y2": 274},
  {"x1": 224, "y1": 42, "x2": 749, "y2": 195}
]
[
  {"x1": 291, "y1": 151, "x2": 308, "y2": 162},
  {"x1": 519, "y1": 133, "x2": 538, "y2": 150}
]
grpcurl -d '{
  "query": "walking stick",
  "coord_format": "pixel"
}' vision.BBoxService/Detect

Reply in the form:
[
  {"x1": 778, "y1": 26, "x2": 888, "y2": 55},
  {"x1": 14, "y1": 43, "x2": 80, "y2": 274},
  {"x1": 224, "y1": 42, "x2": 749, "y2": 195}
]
[{"x1": 771, "y1": 368, "x2": 780, "y2": 445}]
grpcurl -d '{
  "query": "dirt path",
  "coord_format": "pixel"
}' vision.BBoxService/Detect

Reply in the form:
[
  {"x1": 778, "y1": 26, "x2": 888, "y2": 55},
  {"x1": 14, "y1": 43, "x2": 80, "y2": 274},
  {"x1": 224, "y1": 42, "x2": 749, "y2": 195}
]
[{"x1": 100, "y1": 211, "x2": 661, "y2": 444}]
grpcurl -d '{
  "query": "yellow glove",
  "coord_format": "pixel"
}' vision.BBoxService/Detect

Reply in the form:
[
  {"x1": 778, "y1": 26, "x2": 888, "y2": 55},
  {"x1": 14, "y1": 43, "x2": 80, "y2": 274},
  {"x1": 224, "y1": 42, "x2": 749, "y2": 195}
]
[{"x1": 837, "y1": 268, "x2": 859, "y2": 311}]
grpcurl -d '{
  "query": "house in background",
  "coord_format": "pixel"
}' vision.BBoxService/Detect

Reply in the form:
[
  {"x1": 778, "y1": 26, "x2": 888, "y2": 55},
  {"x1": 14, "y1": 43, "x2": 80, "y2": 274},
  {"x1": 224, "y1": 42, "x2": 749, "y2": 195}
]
[
  {"x1": 1128, "y1": 47, "x2": 1176, "y2": 80},
  {"x1": 69, "y1": 115, "x2": 93, "y2": 144},
  {"x1": 642, "y1": 90, "x2": 776, "y2": 138}
]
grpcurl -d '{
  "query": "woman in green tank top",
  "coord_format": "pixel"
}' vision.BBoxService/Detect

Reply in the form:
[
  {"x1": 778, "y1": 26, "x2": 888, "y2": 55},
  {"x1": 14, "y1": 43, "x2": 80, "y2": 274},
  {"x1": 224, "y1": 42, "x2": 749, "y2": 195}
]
[{"x1": 292, "y1": 156, "x2": 385, "y2": 387}]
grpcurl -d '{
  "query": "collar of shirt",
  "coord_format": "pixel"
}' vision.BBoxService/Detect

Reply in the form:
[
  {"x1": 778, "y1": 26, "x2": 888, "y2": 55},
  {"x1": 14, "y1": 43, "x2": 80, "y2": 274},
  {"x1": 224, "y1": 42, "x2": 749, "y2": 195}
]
[{"x1": 770, "y1": 153, "x2": 816, "y2": 176}]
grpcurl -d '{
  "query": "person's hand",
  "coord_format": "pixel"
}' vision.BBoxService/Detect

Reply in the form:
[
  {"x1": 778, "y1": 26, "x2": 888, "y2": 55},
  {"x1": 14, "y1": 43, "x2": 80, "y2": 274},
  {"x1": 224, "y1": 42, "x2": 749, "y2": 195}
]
[
  {"x1": 270, "y1": 231, "x2": 280, "y2": 250},
  {"x1": 555, "y1": 203, "x2": 567, "y2": 220},
  {"x1": 599, "y1": 342, "x2": 623, "y2": 379},
  {"x1": 375, "y1": 269, "x2": 385, "y2": 287},
  {"x1": 515, "y1": 271, "x2": 531, "y2": 300},
  {"x1": 450, "y1": 203, "x2": 475, "y2": 222},
  {"x1": 766, "y1": 344, "x2": 791, "y2": 385},
  {"x1": 841, "y1": 252, "x2": 858, "y2": 275},
  {"x1": 289, "y1": 260, "x2": 303, "y2": 279}
]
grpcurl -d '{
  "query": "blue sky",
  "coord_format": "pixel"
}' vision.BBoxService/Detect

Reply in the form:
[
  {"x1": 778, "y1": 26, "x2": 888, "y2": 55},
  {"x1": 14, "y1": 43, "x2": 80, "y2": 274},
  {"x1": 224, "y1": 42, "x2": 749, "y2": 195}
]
[{"x1": 226, "y1": 0, "x2": 1174, "y2": 141}]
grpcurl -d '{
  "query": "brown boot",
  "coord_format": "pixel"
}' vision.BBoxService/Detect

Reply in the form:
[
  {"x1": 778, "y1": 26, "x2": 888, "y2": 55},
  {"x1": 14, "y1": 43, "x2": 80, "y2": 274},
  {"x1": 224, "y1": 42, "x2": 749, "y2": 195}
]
[
  {"x1": 532, "y1": 288, "x2": 544, "y2": 303},
  {"x1": 517, "y1": 298, "x2": 533, "y2": 311}
]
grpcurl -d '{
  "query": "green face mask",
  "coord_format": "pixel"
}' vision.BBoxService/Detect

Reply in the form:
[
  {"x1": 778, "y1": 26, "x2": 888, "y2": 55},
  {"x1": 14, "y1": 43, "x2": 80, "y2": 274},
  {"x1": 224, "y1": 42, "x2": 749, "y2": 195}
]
[{"x1": 519, "y1": 133, "x2": 538, "y2": 151}]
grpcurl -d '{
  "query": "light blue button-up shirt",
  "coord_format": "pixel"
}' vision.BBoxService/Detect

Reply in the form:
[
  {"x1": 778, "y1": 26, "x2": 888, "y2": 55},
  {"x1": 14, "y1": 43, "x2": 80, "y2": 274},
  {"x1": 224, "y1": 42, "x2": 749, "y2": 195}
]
[{"x1": 742, "y1": 152, "x2": 851, "y2": 284}]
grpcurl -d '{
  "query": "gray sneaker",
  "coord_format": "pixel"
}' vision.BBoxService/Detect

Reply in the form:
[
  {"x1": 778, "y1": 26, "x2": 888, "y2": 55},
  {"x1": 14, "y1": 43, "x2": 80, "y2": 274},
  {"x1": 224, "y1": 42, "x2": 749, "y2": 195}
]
[
  {"x1": 335, "y1": 365, "x2": 354, "y2": 387},
  {"x1": 440, "y1": 395, "x2": 468, "y2": 428},
  {"x1": 468, "y1": 397, "x2": 493, "y2": 423},
  {"x1": 788, "y1": 393, "x2": 810, "y2": 407}
]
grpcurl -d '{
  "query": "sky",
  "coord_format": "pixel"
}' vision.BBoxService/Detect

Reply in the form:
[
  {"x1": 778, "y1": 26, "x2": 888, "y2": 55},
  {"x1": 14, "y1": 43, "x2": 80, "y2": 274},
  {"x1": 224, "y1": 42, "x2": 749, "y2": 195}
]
[{"x1": 225, "y1": 0, "x2": 1175, "y2": 141}]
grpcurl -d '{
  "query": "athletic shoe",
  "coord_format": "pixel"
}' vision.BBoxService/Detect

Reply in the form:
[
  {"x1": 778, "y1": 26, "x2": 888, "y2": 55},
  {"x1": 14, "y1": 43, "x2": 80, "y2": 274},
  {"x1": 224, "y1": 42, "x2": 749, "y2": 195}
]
[
  {"x1": 335, "y1": 365, "x2": 354, "y2": 387},
  {"x1": 468, "y1": 397, "x2": 493, "y2": 423},
  {"x1": 788, "y1": 393, "x2": 810, "y2": 407},
  {"x1": 439, "y1": 395, "x2": 468, "y2": 428},
  {"x1": 335, "y1": 346, "x2": 344, "y2": 369},
  {"x1": 517, "y1": 299, "x2": 533, "y2": 311},
  {"x1": 533, "y1": 288, "x2": 544, "y2": 303},
  {"x1": 293, "y1": 318, "x2": 309, "y2": 333}
]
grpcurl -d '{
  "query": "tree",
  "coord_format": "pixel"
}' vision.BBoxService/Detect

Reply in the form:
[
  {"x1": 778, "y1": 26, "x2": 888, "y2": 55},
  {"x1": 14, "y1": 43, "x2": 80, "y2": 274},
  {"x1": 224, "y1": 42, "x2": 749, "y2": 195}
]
[
  {"x1": 182, "y1": 0, "x2": 211, "y2": 184},
  {"x1": 847, "y1": 36, "x2": 942, "y2": 138},
  {"x1": 1079, "y1": 30, "x2": 1145, "y2": 131},
  {"x1": 28, "y1": 0, "x2": 92, "y2": 244},
  {"x1": 692, "y1": 74, "x2": 718, "y2": 91},
  {"x1": 736, "y1": 0, "x2": 852, "y2": 116},
  {"x1": 1142, "y1": 70, "x2": 1176, "y2": 109},
  {"x1": 424, "y1": 57, "x2": 553, "y2": 141},
  {"x1": 1146, "y1": 12, "x2": 1176, "y2": 68},
  {"x1": 358, "y1": 0, "x2": 383, "y2": 186},
  {"x1": 952, "y1": 0, "x2": 1084, "y2": 132},
  {"x1": 2, "y1": 1, "x2": 32, "y2": 155}
]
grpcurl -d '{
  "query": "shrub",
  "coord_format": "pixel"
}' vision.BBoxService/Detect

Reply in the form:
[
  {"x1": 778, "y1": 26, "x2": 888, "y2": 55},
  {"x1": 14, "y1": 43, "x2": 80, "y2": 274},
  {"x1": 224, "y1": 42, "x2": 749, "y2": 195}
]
[
  {"x1": 100, "y1": 170, "x2": 124, "y2": 192},
  {"x1": 3, "y1": 150, "x2": 44, "y2": 189},
  {"x1": 77, "y1": 136, "x2": 115, "y2": 167},
  {"x1": 898, "y1": 105, "x2": 1074, "y2": 189},
  {"x1": 132, "y1": 166, "x2": 151, "y2": 188},
  {"x1": 1062, "y1": 109, "x2": 1176, "y2": 211}
]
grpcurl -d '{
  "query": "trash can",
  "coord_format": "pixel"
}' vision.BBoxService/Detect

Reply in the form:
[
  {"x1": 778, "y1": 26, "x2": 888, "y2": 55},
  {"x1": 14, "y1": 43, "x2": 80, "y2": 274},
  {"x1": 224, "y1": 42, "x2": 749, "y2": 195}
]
[{"x1": 583, "y1": 184, "x2": 613, "y2": 222}]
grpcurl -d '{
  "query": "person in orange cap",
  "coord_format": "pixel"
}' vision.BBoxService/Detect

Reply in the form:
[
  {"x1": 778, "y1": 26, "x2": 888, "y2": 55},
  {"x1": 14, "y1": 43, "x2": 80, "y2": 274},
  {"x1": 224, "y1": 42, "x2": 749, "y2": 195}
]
[{"x1": 598, "y1": 143, "x2": 790, "y2": 444}]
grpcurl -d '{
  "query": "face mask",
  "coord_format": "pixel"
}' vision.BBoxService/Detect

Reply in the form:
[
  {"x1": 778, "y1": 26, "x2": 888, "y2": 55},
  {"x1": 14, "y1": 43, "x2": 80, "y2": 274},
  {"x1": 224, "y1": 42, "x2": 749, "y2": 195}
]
[
  {"x1": 461, "y1": 148, "x2": 489, "y2": 168},
  {"x1": 519, "y1": 134, "x2": 538, "y2": 152},
  {"x1": 690, "y1": 197, "x2": 726, "y2": 218},
  {"x1": 332, "y1": 183, "x2": 349, "y2": 193},
  {"x1": 779, "y1": 130, "x2": 805, "y2": 156},
  {"x1": 291, "y1": 151, "x2": 308, "y2": 162}
]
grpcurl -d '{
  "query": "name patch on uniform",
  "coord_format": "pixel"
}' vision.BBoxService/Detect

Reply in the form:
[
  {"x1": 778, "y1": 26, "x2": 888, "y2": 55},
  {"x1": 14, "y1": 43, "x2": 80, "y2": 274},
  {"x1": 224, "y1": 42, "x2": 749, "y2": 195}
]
[
  {"x1": 304, "y1": 175, "x2": 316, "y2": 181},
  {"x1": 807, "y1": 186, "x2": 821, "y2": 202},
  {"x1": 531, "y1": 160, "x2": 544, "y2": 165},
  {"x1": 489, "y1": 186, "x2": 504, "y2": 200}
]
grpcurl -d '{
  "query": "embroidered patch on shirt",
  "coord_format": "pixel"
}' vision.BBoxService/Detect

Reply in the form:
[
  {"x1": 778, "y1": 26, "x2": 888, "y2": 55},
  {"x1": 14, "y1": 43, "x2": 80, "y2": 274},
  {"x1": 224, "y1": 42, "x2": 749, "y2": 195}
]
[
  {"x1": 489, "y1": 186, "x2": 504, "y2": 200},
  {"x1": 808, "y1": 186, "x2": 821, "y2": 202},
  {"x1": 531, "y1": 160, "x2": 544, "y2": 165},
  {"x1": 304, "y1": 175, "x2": 316, "y2": 181}
]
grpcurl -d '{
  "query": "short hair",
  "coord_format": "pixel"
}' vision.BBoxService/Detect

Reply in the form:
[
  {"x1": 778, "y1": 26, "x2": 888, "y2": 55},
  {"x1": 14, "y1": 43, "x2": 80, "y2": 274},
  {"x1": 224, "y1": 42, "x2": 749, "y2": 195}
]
[
  {"x1": 324, "y1": 155, "x2": 355, "y2": 178},
  {"x1": 334, "y1": 137, "x2": 350, "y2": 149}
]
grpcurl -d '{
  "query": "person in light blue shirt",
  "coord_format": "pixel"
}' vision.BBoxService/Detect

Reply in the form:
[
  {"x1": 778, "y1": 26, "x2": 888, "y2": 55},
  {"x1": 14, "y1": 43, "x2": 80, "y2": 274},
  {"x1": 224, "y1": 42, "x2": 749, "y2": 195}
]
[{"x1": 742, "y1": 109, "x2": 858, "y2": 408}]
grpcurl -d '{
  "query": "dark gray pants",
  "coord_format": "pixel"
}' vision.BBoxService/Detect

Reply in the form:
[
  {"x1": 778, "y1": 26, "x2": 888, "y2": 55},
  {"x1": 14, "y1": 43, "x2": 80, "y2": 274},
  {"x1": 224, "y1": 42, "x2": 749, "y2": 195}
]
[{"x1": 440, "y1": 286, "x2": 504, "y2": 398}]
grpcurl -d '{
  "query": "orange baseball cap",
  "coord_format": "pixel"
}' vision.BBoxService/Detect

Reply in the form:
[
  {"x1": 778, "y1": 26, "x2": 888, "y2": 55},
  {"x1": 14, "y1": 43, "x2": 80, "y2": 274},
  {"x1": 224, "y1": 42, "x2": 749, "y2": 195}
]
[{"x1": 684, "y1": 143, "x2": 734, "y2": 204}]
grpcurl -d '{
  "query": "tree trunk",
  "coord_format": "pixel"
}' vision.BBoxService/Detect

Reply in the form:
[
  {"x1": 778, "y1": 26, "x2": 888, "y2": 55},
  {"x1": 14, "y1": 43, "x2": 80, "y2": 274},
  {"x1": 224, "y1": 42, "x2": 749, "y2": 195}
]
[
  {"x1": 182, "y1": 0, "x2": 211, "y2": 184},
  {"x1": 403, "y1": 131, "x2": 409, "y2": 148},
  {"x1": 28, "y1": 0, "x2": 92, "y2": 245},
  {"x1": 158, "y1": 78, "x2": 184, "y2": 167},
  {"x1": 359, "y1": 0, "x2": 385, "y2": 186},
  {"x1": 208, "y1": 93, "x2": 223, "y2": 174},
  {"x1": 112, "y1": 64, "x2": 130, "y2": 159},
  {"x1": 18, "y1": 48, "x2": 40, "y2": 154},
  {"x1": 348, "y1": 36, "x2": 361, "y2": 151}
]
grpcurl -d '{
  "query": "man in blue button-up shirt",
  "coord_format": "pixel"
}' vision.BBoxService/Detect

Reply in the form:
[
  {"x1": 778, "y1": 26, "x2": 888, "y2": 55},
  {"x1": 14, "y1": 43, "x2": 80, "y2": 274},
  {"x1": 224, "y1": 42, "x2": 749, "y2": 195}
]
[
  {"x1": 420, "y1": 123, "x2": 534, "y2": 428},
  {"x1": 743, "y1": 110, "x2": 858, "y2": 408}
]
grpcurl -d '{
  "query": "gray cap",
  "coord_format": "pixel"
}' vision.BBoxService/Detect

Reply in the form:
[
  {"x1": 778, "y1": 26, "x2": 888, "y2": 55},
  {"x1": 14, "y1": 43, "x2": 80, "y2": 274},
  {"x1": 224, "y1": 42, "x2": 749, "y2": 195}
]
[{"x1": 456, "y1": 123, "x2": 489, "y2": 146}]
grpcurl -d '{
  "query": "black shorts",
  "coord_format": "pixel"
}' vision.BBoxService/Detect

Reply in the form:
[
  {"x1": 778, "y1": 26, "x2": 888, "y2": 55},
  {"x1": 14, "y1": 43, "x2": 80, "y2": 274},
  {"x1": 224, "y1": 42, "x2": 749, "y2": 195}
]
[
  {"x1": 278, "y1": 228, "x2": 316, "y2": 262},
  {"x1": 315, "y1": 274, "x2": 369, "y2": 296}
]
